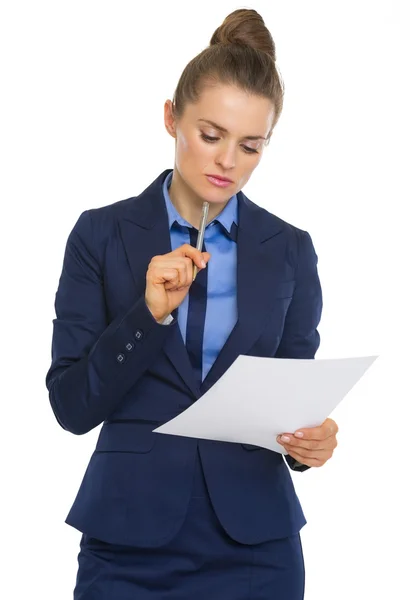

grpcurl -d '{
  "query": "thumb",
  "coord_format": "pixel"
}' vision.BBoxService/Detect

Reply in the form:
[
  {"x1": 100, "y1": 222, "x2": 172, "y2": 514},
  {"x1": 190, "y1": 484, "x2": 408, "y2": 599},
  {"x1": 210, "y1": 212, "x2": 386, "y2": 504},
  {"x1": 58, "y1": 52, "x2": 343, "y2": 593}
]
[{"x1": 202, "y1": 251, "x2": 211, "y2": 264}]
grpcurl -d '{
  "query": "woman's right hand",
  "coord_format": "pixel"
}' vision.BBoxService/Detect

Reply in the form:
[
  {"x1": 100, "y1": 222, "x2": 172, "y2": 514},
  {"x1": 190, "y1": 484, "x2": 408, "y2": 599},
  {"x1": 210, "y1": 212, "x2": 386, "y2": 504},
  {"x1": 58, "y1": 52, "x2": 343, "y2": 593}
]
[{"x1": 145, "y1": 244, "x2": 211, "y2": 323}]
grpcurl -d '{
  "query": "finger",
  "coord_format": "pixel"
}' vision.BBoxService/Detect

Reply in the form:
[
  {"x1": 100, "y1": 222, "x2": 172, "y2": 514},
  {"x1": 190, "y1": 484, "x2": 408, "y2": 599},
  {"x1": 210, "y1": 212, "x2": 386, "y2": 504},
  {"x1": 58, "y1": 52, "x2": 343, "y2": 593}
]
[
  {"x1": 154, "y1": 267, "x2": 180, "y2": 290},
  {"x1": 175, "y1": 256, "x2": 198, "y2": 289},
  {"x1": 290, "y1": 418, "x2": 338, "y2": 442},
  {"x1": 150, "y1": 259, "x2": 190, "y2": 290},
  {"x1": 283, "y1": 446, "x2": 327, "y2": 468},
  {"x1": 173, "y1": 244, "x2": 210, "y2": 269},
  {"x1": 277, "y1": 434, "x2": 337, "y2": 452},
  {"x1": 283, "y1": 443, "x2": 333, "y2": 462},
  {"x1": 179, "y1": 256, "x2": 193, "y2": 290},
  {"x1": 150, "y1": 257, "x2": 190, "y2": 272}
]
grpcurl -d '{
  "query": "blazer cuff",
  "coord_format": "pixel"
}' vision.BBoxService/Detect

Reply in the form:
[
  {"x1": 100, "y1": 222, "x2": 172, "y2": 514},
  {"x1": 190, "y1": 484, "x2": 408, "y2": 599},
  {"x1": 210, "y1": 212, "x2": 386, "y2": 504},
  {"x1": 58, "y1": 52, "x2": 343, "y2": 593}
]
[{"x1": 285, "y1": 455, "x2": 311, "y2": 472}]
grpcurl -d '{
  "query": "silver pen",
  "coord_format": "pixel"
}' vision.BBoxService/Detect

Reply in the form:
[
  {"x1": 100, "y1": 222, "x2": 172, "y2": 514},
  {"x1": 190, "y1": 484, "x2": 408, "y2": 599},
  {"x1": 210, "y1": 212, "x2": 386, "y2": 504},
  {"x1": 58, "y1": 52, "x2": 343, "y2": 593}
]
[{"x1": 192, "y1": 201, "x2": 209, "y2": 281}]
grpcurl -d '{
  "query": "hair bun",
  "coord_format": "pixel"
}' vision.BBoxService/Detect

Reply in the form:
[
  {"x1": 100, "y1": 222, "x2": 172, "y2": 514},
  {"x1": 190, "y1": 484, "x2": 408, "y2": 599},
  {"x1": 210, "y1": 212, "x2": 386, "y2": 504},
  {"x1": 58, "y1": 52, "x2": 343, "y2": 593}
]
[{"x1": 210, "y1": 9, "x2": 276, "y2": 60}]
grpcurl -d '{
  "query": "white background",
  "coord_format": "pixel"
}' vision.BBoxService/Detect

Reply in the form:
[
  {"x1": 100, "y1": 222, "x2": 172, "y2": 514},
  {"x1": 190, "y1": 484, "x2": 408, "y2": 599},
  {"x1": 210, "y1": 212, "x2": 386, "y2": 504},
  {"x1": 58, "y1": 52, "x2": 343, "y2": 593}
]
[{"x1": 1, "y1": 1, "x2": 409, "y2": 598}]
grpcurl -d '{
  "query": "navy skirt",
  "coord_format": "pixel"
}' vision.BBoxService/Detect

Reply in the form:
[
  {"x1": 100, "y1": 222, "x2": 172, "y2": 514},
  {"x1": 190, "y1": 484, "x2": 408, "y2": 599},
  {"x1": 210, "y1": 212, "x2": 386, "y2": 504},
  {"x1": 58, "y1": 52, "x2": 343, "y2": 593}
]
[{"x1": 74, "y1": 453, "x2": 305, "y2": 599}]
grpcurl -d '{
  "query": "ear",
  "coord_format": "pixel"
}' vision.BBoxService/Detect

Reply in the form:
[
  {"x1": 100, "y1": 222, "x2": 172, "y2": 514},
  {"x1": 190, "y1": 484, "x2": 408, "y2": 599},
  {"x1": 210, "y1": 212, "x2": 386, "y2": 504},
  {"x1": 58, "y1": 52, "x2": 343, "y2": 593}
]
[{"x1": 164, "y1": 99, "x2": 177, "y2": 139}]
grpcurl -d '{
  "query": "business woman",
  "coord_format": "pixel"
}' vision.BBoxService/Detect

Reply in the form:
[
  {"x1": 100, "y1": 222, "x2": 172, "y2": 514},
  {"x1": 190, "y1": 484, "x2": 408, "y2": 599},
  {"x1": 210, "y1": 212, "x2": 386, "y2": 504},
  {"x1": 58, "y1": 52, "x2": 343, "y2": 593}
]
[{"x1": 46, "y1": 8, "x2": 338, "y2": 599}]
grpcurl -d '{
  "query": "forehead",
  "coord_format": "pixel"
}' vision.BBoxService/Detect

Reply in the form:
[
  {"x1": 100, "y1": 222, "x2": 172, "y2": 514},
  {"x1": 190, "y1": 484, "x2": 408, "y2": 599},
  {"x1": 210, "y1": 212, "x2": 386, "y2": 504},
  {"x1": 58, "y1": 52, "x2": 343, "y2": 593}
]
[{"x1": 183, "y1": 84, "x2": 274, "y2": 137}]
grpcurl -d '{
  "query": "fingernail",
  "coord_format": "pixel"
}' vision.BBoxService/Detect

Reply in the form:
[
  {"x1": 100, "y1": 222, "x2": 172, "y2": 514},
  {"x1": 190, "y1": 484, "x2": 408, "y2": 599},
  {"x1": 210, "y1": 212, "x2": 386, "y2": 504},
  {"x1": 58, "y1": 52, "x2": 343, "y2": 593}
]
[
  {"x1": 295, "y1": 432, "x2": 304, "y2": 438},
  {"x1": 281, "y1": 435, "x2": 291, "y2": 442},
  {"x1": 201, "y1": 260, "x2": 206, "y2": 268}
]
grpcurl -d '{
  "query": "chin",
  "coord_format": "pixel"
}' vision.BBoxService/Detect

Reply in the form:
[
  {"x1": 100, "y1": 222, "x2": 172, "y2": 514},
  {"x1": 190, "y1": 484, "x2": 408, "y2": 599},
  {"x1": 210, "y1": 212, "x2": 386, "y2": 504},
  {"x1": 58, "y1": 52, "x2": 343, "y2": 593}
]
[
  {"x1": 197, "y1": 180, "x2": 235, "y2": 204},
  {"x1": 201, "y1": 190, "x2": 232, "y2": 205}
]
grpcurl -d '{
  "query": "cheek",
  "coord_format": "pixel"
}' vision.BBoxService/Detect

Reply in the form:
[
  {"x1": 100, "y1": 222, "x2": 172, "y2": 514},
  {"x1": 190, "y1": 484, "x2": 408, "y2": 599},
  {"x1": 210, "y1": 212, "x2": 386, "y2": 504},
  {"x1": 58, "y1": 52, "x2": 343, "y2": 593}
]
[
  {"x1": 176, "y1": 131, "x2": 196, "y2": 157},
  {"x1": 176, "y1": 135, "x2": 214, "y2": 169},
  {"x1": 237, "y1": 155, "x2": 261, "y2": 186}
]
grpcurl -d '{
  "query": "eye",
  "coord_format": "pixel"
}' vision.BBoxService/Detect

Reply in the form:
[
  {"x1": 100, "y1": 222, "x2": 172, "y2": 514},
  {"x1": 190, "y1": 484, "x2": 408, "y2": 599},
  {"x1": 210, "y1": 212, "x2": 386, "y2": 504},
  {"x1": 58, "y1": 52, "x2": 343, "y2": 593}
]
[
  {"x1": 242, "y1": 146, "x2": 259, "y2": 154},
  {"x1": 200, "y1": 133, "x2": 219, "y2": 143},
  {"x1": 200, "y1": 132, "x2": 259, "y2": 154}
]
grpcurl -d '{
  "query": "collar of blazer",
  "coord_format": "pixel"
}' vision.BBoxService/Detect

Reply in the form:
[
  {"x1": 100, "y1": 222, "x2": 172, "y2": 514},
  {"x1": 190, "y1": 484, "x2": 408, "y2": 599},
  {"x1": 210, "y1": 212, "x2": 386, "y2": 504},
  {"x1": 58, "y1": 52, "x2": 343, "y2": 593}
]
[{"x1": 119, "y1": 169, "x2": 289, "y2": 398}]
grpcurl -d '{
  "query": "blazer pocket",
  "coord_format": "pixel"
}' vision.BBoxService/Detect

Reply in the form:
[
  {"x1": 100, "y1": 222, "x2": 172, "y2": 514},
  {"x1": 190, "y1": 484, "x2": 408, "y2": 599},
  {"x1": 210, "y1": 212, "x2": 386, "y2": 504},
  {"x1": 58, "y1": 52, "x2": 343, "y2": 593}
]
[
  {"x1": 95, "y1": 421, "x2": 157, "y2": 454},
  {"x1": 241, "y1": 443, "x2": 262, "y2": 451}
]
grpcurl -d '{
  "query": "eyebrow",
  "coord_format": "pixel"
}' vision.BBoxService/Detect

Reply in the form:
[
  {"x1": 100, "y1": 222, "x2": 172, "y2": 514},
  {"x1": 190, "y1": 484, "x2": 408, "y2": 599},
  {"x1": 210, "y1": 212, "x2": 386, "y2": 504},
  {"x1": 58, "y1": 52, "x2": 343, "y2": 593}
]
[{"x1": 197, "y1": 118, "x2": 266, "y2": 141}]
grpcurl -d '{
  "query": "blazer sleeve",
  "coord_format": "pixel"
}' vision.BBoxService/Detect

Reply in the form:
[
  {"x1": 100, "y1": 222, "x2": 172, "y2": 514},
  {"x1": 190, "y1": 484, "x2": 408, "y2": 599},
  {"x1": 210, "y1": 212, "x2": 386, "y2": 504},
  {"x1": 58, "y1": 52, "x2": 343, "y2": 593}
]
[
  {"x1": 275, "y1": 229, "x2": 323, "y2": 472},
  {"x1": 45, "y1": 210, "x2": 177, "y2": 435}
]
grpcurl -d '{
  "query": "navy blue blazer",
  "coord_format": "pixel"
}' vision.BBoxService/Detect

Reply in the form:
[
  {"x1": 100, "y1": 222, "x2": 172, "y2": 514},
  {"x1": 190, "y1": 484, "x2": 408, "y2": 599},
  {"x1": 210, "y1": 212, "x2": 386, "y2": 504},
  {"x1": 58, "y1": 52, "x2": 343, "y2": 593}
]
[{"x1": 46, "y1": 169, "x2": 322, "y2": 548}]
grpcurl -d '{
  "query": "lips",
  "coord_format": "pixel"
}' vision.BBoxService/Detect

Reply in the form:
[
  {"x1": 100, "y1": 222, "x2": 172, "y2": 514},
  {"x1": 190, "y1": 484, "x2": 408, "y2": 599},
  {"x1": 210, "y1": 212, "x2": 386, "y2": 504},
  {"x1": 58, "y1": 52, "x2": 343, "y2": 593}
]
[
  {"x1": 206, "y1": 174, "x2": 233, "y2": 183},
  {"x1": 205, "y1": 175, "x2": 233, "y2": 188}
]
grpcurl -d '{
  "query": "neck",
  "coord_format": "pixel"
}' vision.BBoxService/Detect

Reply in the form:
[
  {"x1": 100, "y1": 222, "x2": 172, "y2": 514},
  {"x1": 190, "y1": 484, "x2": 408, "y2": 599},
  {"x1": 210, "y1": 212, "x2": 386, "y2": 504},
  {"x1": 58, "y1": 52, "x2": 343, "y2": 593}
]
[{"x1": 168, "y1": 168, "x2": 231, "y2": 229}]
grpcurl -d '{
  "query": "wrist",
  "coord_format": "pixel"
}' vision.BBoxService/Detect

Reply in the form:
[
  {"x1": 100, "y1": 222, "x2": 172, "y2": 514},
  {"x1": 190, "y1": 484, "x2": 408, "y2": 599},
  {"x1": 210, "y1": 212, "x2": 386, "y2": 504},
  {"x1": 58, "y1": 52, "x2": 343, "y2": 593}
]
[{"x1": 145, "y1": 300, "x2": 167, "y2": 324}]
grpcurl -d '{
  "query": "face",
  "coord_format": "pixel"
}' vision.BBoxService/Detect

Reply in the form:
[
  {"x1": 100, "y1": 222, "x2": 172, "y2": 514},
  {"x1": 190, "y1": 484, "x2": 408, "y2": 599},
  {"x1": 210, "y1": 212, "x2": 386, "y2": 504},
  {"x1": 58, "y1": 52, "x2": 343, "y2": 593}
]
[{"x1": 164, "y1": 84, "x2": 275, "y2": 206}]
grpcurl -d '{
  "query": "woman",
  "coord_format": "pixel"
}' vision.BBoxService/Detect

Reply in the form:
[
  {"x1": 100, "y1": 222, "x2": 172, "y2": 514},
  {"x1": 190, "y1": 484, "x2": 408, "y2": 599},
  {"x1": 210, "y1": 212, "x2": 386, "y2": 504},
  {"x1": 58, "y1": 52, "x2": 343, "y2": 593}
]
[{"x1": 46, "y1": 8, "x2": 338, "y2": 599}]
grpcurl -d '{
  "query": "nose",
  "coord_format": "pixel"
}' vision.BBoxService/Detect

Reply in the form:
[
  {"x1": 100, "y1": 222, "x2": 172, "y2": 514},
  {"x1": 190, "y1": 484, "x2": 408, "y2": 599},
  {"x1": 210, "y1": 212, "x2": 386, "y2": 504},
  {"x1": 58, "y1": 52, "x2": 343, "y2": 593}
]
[{"x1": 215, "y1": 143, "x2": 236, "y2": 171}]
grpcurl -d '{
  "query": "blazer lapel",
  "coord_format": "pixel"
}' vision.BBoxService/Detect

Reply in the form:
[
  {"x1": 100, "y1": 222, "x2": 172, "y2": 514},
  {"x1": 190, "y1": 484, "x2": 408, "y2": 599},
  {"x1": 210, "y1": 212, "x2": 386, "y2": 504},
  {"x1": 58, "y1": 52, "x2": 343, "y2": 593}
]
[
  {"x1": 118, "y1": 170, "x2": 201, "y2": 398},
  {"x1": 118, "y1": 171, "x2": 286, "y2": 399},
  {"x1": 199, "y1": 192, "x2": 285, "y2": 395}
]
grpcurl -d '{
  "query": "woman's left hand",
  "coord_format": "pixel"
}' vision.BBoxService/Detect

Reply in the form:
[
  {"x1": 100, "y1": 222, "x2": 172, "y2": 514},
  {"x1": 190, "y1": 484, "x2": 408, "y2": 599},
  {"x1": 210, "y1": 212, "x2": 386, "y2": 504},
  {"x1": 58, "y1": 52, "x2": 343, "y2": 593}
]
[{"x1": 276, "y1": 418, "x2": 338, "y2": 467}]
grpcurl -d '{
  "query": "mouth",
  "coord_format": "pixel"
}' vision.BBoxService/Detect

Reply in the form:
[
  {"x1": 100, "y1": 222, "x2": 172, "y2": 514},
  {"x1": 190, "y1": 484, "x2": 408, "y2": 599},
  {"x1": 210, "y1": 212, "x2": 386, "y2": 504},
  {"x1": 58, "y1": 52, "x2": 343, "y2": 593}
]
[{"x1": 205, "y1": 174, "x2": 234, "y2": 188}]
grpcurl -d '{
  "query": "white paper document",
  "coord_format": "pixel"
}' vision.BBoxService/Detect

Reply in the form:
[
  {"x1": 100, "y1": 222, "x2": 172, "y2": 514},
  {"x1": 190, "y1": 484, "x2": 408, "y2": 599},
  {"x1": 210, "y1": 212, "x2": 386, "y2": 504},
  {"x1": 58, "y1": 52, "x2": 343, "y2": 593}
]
[{"x1": 154, "y1": 355, "x2": 378, "y2": 454}]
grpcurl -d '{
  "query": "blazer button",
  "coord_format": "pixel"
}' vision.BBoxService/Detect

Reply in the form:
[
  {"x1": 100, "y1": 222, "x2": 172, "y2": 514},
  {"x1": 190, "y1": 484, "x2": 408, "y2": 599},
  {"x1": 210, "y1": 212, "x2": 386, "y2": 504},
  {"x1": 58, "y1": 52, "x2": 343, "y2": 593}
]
[
  {"x1": 116, "y1": 353, "x2": 125, "y2": 363},
  {"x1": 134, "y1": 329, "x2": 144, "y2": 341},
  {"x1": 125, "y1": 342, "x2": 134, "y2": 352}
]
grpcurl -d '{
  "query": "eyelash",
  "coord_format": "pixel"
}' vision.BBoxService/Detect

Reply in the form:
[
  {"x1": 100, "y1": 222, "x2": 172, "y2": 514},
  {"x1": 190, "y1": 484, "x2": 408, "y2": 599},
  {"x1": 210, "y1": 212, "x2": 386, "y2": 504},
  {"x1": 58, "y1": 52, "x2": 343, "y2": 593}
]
[{"x1": 200, "y1": 133, "x2": 259, "y2": 154}]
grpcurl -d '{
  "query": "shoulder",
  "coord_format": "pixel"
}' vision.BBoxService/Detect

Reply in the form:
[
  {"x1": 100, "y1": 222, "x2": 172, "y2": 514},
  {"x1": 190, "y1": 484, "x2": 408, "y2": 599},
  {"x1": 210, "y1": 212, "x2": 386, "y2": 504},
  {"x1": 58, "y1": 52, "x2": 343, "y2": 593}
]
[
  {"x1": 74, "y1": 170, "x2": 169, "y2": 237},
  {"x1": 87, "y1": 194, "x2": 141, "y2": 228},
  {"x1": 239, "y1": 190, "x2": 313, "y2": 246},
  {"x1": 239, "y1": 191, "x2": 318, "y2": 273},
  {"x1": 65, "y1": 195, "x2": 143, "y2": 271},
  {"x1": 68, "y1": 195, "x2": 136, "y2": 238}
]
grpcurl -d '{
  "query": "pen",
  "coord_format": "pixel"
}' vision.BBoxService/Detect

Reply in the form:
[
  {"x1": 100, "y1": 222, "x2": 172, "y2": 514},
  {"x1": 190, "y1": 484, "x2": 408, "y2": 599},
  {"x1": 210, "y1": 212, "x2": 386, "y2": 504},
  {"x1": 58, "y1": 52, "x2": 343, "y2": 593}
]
[{"x1": 192, "y1": 201, "x2": 209, "y2": 281}]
